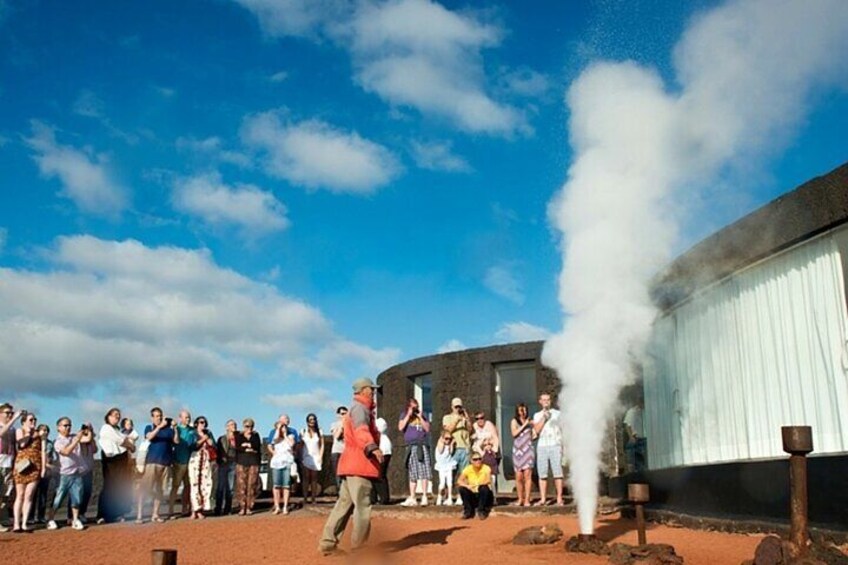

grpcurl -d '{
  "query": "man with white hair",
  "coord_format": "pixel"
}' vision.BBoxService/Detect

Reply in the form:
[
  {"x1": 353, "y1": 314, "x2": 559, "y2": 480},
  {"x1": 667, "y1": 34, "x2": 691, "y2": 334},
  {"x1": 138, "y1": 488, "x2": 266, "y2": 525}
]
[{"x1": 168, "y1": 409, "x2": 194, "y2": 519}]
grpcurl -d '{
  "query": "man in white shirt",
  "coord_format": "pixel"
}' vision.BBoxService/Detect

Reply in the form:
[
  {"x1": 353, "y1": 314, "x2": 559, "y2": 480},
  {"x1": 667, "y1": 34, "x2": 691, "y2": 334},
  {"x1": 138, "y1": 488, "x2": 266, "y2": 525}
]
[
  {"x1": 533, "y1": 393, "x2": 565, "y2": 506},
  {"x1": 623, "y1": 398, "x2": 646, "y2": 472},
  {"x1": 329, "y1": 406, "x2": 347, "y2": 493}
]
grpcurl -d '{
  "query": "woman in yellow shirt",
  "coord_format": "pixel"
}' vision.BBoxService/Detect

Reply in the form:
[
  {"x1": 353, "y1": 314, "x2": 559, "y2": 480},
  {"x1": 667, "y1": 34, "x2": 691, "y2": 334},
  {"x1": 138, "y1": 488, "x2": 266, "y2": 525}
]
[{"x1": 456, "y1": 451, "x2": 493, "y2": 520}]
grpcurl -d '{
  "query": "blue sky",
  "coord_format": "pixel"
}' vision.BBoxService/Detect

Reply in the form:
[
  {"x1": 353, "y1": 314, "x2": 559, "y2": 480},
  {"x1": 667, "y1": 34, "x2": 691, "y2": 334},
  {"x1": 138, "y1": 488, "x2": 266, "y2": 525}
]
[{"x1": 1, "y1": 0, "x2": 846, "y2": 434}]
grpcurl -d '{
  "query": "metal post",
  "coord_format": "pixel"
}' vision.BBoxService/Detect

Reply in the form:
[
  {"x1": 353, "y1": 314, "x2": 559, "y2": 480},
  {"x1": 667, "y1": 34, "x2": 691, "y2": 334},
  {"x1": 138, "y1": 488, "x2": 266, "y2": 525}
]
[
  {"x1": 781, "y1": 426, "x2": 813, "y2": 553},
  {"x1": 627, "y1": 483, "x2": 650, "y2": 546}
]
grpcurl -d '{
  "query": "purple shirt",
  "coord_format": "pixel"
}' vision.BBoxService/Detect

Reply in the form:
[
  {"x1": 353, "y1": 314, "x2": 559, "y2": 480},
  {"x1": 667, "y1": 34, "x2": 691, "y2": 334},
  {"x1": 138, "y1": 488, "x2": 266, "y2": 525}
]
[
  {"x1": 54, "y1": 434, "x2": 85, "y2": 475},
  {"x1": 398, "y1": 411, "x2": 429, "y2": 445}
]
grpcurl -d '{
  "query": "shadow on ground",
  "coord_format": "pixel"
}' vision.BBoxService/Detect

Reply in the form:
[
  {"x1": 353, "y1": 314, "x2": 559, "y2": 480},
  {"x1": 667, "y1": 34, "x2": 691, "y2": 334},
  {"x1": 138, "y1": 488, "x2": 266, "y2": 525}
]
[{"x1": 378, "y1": 526, "x2": 467, "y2": 553}]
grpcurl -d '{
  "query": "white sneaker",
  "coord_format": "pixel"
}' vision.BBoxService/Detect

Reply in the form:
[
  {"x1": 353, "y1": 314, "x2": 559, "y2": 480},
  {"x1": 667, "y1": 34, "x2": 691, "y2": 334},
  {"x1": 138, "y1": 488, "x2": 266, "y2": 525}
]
[
  {"x1": 455, "y1": 495, "x2": 462, "y2": 506},
  {"x1": 400, "y1": 496, "x2": 417, "y2": 507},
  {"x1": 444, "y1": 497, "x2": 453, "y2": 506},
  {"x1": 419, "y1": 496, "x2": 428, "y2": 507},
  {"x1": 47, "y1": 520, "x2": 58, "y2": 530},
  {"x1": 72, "y1": 519, "x2": 85, "y2": 531},
  {"x1": 435, "y1": 495, "x2": 443, "y2": 506}
]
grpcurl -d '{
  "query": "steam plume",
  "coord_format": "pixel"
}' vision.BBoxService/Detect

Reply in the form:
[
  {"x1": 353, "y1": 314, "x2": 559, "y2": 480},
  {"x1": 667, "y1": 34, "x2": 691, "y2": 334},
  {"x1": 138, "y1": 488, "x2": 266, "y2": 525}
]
[{"x1": 543, "y1": 0, "x2": 848, "y2": 535}]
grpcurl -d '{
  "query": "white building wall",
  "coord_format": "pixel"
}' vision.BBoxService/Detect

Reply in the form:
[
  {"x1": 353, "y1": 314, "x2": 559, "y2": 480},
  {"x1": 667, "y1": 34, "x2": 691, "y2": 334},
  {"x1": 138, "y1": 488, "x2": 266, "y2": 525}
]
[{"x1": 644, "y1": 232, "x2": 848, "y2": 469}]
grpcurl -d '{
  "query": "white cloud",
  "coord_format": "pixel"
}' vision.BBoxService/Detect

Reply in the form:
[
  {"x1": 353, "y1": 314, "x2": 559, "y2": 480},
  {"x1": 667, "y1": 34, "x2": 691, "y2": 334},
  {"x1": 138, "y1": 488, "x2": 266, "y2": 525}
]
[
  {"x1": 437, "y1": 339, "x2": 466, "y2": 353},
  {"x1": 495, "y1": 322, "x2": 550, "y2": 343},
  {"x1": 232, "y1": 0, "x2": 527, "y2": 136},
  {"x1": 0, "y1": 235, "x2": 399, "y2": 394},
  {"x1": 349, "y1": 0, "x2": 525, "y2": 135},
  {"x1": 25, "y1": 121, "x2": 129, "y2": 217},
  {"x1": 268, "y1": 70, "x2": 289, "y2": 83},
  {"x1": 483, "y1": 264, "x2": 524, "y2": 304},
  {"x1": 172, "y1": 172, "x2": 290, "y2": 239},
  {"x1": 241, "y1": 111, "x2": 402, "y2": 194},
  {"x1": 261, "y1": 388, "x2": 344, "y2": 413},
  {"x1": 500, "y1": 67, "x2": 551, "y2": 98},
  {"x1": 232, "y1": 0, "x2": 348, "y2": 39},
  {"x1": 175, "y1": 136, "x2": 251, "y2": 168},
  {"x1": 410, "y1": 140, "x2": 471, "y2": 173}
]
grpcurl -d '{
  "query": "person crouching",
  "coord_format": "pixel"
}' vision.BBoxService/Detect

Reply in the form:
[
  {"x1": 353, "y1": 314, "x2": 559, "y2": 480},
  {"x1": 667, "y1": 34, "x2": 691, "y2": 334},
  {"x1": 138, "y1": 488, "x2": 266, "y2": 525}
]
[{"x1": 457, "y1": 451, "x2": 493, "y2": 520}]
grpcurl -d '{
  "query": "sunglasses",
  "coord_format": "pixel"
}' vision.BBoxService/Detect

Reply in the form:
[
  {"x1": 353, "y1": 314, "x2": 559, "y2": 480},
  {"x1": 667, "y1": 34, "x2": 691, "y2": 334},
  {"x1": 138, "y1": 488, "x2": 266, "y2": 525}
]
[
  {"x1": 198, "y1": 420, "x2": 207, "y2": 425},
  {"x1": 1, "y1": 411, "x2": 12, "y2": 415},
  {"x1": 475, "y1": 416, "x2": 485, "y2": 420},
  {"x1": 59, "y1": 423, "x2": 71, "y2": 428},
  {"x1": 244, "y1": 424, "x2": 253, "y2": 428},
  {"x1": 471, "y1": 457, "x2": 482, "y2": 462}
]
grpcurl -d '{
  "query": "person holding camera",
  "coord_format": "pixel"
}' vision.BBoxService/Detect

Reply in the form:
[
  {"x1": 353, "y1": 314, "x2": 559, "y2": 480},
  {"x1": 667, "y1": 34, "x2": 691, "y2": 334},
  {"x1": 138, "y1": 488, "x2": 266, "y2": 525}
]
[
  {"x1": 75, "y1": 422, "x2": 96, "y2": 523},
  {"x1": 235, "y1": 417, "x2": 261, "y2": 515},
  {"x1": 268, "y1": 417, "x2": 296, "y2": 515},
  {"x1": 0, "y1": 403, "x2": 22, "y2": 532},
  {"x1": 169, "y1": 410, "x2": 196, "y2": 519},
  {"x1": 97, "y1": 407, "x2": 136, "y2": 523},
  {"x1": 46, "y1": 417, "x2": 86, "y2": 531},
  {"x1": 214, "y1": 419, "x2": 238, "y2": 516},
  {"x1": 188, "y1": 416, "x2": 215, "y2": 519},
  {"x1": 532, "y1": 393, "x2": 565, "y2": 506},
  {"x1": 12, "y1": 411, "x2": 46, "y2": 533},
  {"x1": 138, "y1": 407, "x2": 177, "y2": 523},
  {"x1": 442, "y1": 397, "x2": 472, "y2": 506},
  {"x1": 329, "y1": 406, "x2": 347, "y2": 492},
  {"x1": 398, "y1": 398, "x2": 431, "y2": 507}
]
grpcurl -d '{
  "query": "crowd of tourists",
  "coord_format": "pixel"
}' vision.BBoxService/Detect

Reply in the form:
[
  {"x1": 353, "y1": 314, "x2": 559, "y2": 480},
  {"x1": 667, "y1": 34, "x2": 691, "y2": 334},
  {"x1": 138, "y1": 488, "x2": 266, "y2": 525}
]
[
  {"x1": 0, "y1": 401, "x2": 363, "y2": 534},
  {"x1": 0, "y1": 389, "x2": 571, "y2": 535},
  {"x1": 397, "y1": 392, "x2": 566, "y2": 520}
]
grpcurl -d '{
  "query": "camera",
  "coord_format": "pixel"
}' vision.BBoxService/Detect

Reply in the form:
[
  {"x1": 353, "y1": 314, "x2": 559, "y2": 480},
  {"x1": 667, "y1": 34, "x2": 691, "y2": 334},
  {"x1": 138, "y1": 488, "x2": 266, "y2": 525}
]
[
  {"x1": 80, "y1": 424, "x2": 90, "y2": 431},
  {"x1": 165, "y1": 417, "x2": 173, "y2": 426}
]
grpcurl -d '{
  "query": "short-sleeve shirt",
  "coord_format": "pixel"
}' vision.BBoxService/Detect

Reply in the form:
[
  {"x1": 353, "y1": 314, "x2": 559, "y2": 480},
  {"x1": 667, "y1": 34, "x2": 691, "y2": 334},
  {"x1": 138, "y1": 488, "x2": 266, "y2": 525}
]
[
  {"x1": 0, "y1": 425, "x2": 17, "y2": 468},
  {"x1": 442, "y1": 413, "x2": 471, "y2": 449},
  {"x1": 144, "y1": 424, "x2": 175, "y2": 466},
  {"x1": 330, "y1": 420, "x2": 345, "y2": 454},
  {"x1": 399, "y1": 411, "x2": 429, "y2": 445},
  {"x1": 533, "y1": 409, "x2": 563, "y2": 448},
  {"x1": 99, "y1": 424, "x2": 127, "y2": 457},
  {"x1": 54, "y1": 434, "x2": 84, "y2": 475},
  {"x1": 460, "y1": 463, "x2": 492, "y2": 492},
  {"x1": 173, "y1": 425, "x2": 197, "y2": 465},
  {"x1": 267, "y1": 426, "x2": 300, "y2": 446}
]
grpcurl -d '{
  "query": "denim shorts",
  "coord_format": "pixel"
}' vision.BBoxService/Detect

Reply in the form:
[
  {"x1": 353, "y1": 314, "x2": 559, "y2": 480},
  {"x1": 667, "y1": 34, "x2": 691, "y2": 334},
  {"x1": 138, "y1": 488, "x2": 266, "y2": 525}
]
[
  {"x1": 52, "y1": 473, "x2": 83, "y2": 509},
  {"x1": 272, "y1": 466, "x2": 292, "y2": 488}
]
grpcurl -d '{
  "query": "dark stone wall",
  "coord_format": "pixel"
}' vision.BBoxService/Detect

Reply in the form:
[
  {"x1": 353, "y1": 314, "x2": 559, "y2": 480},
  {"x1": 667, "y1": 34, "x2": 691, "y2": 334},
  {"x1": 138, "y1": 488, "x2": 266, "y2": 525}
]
[
  {"x1": 376, "y1": 341, "x2": 560, "y2": 498},
  {"x1": 609, "y1": 454, "x2": 848, "y2": 530},
  {"x1": 653, "y1": 162, "x2": 848, "y2": 310}
]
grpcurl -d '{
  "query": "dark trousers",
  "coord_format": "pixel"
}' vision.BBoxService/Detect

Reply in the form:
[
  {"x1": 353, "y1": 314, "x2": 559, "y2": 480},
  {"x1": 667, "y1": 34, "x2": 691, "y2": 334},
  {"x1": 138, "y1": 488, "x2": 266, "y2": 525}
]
[
  {"x1": 331, "y1": 453, "x2": 342, "y2": 490},
  {"x1": 459, "y1": 485, "x2": 493, "y2": 518},
  {"x1": 214, "y1": 462, "x2": 235, "y2": 515},
  {"x1": 30, "y1": 475, "x2": 53, "y2": 521},
  {"x1": 97, "y1": 451, "x2": 130, "y2": 522},
  {"x1": 370, "y1": 454, "x2": 392, "y2": 505}
]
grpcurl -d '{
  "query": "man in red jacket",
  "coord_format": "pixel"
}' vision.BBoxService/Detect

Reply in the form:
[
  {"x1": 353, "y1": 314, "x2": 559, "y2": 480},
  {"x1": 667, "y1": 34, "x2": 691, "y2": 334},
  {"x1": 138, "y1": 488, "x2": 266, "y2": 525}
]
[{"x1": 318, "y1": 377, "x2": 383, "y2": 556}]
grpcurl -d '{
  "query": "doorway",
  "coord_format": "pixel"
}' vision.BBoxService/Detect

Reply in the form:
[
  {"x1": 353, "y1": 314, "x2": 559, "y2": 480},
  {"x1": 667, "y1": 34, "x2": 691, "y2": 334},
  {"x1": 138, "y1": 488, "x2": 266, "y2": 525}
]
[{"x1": 495, "y1": 362, "x2": 537, "y2": 493}]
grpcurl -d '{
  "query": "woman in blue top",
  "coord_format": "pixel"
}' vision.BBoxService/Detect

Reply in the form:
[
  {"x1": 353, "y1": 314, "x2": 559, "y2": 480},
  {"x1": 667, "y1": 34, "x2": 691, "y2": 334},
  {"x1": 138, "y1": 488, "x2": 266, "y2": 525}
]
[{"x1": 397, "y1": 398, "x2": 431, "y2": 507}]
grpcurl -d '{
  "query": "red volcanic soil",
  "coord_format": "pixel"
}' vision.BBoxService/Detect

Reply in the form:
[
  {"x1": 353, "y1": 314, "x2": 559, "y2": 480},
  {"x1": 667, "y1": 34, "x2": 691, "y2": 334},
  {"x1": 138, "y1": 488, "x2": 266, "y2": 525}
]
[{"x1": 2, "y1": 508, "x2": 765, "y2": 565}]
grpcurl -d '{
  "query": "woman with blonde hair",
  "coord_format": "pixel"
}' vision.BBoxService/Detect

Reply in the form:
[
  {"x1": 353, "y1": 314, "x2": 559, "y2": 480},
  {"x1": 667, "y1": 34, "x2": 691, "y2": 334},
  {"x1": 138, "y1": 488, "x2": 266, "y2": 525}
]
[
  {"x1": 234, "y1": 418, "x2": 261, "y2": 515},
  {"x1": 12, "y1": 411, "x2": 46, "y2": 533}
]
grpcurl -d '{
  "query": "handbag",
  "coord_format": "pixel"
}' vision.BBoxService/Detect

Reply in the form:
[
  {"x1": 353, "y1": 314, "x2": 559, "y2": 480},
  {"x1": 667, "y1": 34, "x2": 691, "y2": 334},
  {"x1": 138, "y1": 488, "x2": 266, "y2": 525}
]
[
  {"x1": 15, "y1": 458, "x2": 33, "y2": 474},
  {"x1": 206, "y1": 443, "x2": 218, "y2": 462}
]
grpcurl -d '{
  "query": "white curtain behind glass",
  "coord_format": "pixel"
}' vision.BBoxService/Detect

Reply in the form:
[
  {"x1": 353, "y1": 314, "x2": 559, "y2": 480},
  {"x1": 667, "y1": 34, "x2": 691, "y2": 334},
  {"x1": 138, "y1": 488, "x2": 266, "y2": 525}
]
[{"x1": 645, "y1": 234, "x2": 848, "y2": 469}]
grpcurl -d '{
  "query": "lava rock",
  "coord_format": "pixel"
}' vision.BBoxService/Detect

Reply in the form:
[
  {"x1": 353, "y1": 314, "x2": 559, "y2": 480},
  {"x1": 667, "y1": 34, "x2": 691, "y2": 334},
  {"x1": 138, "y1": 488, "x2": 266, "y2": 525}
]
[
  {"x1": 609, "y1": 543, "x2": 684, "y2": 564},
  {"x1": 512, "y1": 523, "x2": 564, "y2": 545},
  {"x1": 743, "y1": 536, "x2": 848, "y2": 565},
  {"x1": 565, "y1": 534, "x2": 611, "y2": 555}
]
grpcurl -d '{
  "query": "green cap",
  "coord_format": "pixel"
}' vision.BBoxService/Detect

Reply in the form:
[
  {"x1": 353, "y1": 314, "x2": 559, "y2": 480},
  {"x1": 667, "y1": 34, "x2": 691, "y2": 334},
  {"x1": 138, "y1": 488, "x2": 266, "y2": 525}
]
[{"x1": 352, "y1": 377, "x2": 381, "y2": 393}]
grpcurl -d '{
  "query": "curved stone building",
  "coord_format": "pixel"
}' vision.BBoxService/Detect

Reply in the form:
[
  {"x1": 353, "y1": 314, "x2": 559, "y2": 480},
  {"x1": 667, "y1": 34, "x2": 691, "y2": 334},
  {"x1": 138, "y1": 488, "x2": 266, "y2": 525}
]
[{"x1": 376, "y1": 342, "x2": 562, "y2": 497}]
